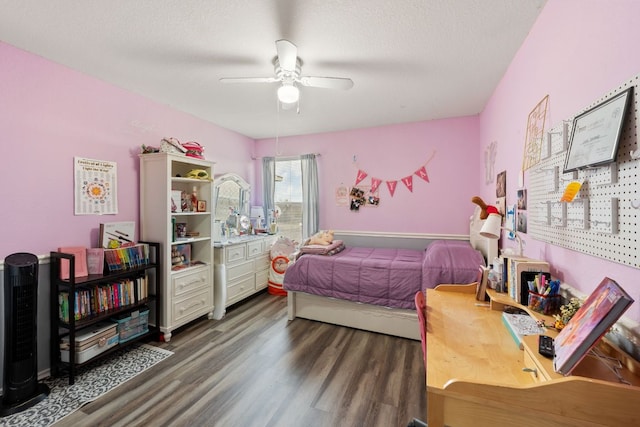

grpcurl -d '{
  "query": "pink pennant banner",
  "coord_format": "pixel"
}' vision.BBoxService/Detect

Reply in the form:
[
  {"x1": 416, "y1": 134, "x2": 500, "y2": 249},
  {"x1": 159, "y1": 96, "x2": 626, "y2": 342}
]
[
  {"x1": 370, "y1": 177, "x2": 382, "y2": 193},
  {"x1": 415, "y1": 166, "x2": 429, "y2": 182},
  {"x1": 401, "y1": 175, "x2": 413, "y2": 192},
  {"x1": 355, "y1": 169, "x2": 368, "y2": 186},
  {"x1": 386, "y1": 180, "x2": 397, "y2": 197}
]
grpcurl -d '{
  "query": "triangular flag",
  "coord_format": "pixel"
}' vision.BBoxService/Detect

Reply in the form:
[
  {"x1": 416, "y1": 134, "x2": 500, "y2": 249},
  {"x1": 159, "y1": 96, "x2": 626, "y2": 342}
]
[
  {"x1": 415, "y1": 166, "x2": 429, "y2": 182},
  {"x1": 401, "y1": 175, "x2": 413, "y2": 192},
  {"x1": 386, "y1": 180, "x2": 397, "y2": 197},
  {"x1": 355, "y1": 169, "x2": 368, "y2": 186},
  {"x1": 370, "y1": 177, "x2": 382, "y2": 193}
]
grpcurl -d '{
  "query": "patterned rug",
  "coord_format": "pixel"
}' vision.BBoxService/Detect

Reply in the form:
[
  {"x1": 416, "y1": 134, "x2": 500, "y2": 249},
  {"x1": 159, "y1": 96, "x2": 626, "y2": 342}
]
[{"x1": 0, "y1": 343, "x2": 173, "y2": 427}]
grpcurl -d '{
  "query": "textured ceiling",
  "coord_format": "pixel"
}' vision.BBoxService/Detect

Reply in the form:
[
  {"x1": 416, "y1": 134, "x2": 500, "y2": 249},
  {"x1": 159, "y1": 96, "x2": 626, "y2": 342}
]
[{"x1": 0, "y1": 0, "x2": 546, "y2": 139}]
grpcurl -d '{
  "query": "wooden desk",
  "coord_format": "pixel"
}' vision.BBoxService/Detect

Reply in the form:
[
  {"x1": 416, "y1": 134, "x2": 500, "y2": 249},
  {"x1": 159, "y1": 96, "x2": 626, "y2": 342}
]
[{"x1": 425, "y1": 285, "x2": 640, "y2": 427}]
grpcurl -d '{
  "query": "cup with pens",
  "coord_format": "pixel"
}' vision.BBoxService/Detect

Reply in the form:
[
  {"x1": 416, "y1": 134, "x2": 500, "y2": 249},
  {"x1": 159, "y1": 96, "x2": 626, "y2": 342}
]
[{"x1": 527, "y1": 274, "x2": 561, "y2": 315}]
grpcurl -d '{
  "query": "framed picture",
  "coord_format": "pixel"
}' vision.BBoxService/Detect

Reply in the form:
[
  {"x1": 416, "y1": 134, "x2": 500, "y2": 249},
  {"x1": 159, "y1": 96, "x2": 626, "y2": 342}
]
[
  {"x1": 496, "y1": 171, "x2": 506, "y2": 198},
  {"x1": 563, "y1": 87, "x2": 632, "y2": 173},
  {"x1": 197, "y1": 200, "x2": 207, "y2": 212}
]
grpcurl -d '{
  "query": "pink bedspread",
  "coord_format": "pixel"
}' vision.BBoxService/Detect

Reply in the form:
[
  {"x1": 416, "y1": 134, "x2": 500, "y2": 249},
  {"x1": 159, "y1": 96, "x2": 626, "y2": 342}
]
[{"x1": 283, "y1": 240, "x2": 484, "y2": 309}]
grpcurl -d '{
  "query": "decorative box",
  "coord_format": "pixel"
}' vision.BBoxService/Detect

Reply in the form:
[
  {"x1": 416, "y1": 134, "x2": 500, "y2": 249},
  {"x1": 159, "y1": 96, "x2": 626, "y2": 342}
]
[{"x1": 60, "y1": 321, "x2": 118, "y2": 363}]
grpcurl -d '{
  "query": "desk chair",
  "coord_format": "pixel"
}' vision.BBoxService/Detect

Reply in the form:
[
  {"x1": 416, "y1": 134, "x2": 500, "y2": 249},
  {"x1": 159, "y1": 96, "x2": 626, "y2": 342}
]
[
  {"x1": 414, "y1": 291, "x2": 427, "y2": 363},
  {"x1": 410, "y1": 291, "x2": 429, "y2": 427}
]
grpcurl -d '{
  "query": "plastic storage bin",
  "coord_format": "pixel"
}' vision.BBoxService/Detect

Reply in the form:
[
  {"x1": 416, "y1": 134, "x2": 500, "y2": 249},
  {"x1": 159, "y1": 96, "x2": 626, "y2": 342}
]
[{"x1": 112, "y1": 306, "x2": 149, "y2": 343}]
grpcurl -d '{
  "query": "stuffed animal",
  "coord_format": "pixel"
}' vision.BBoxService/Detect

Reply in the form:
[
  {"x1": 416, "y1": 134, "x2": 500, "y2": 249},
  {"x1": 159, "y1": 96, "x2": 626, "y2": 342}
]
[
  {"x1": 308, "y1": 230, "x2": 334, "y2": 245},
  {"x1": 471, "y1": 196, "x2": 499, "y2": 220}
]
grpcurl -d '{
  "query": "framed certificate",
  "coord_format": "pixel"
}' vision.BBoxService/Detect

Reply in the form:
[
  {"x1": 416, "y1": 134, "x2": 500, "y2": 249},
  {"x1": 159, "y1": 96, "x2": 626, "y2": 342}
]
[{"x1": 563, "y1": 88, "x2": 632, "y2": 173}]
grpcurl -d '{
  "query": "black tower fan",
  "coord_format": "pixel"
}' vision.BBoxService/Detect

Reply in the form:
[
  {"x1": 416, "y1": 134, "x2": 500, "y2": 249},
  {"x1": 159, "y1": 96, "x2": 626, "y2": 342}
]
[{"x1": 1, "y1": 253, "x2": 49, "y2": 416}]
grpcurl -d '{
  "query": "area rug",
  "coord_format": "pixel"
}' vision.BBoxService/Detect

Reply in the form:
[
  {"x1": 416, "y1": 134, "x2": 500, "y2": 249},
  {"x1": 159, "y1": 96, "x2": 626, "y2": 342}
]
[{"x1": 0, "y1": 343, "x2": 173, "y2": 427}]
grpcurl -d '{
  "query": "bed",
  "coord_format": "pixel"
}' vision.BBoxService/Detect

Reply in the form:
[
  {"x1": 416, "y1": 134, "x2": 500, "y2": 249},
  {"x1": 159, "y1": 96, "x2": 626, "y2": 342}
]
[{"x1": 284, "y1": 208, "x2": 497, "y2": 340}]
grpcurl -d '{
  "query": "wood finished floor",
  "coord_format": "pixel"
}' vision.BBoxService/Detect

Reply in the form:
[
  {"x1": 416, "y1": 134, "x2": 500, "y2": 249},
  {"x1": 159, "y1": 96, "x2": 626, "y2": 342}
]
[{"x1": 55, "y1": 291, "x2": 426, "y2": 427}]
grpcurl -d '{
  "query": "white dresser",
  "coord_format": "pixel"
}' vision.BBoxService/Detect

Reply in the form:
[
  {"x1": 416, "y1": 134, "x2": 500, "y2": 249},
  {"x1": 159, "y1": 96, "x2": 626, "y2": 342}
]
[{"x1": 213, "y1": 234, "x2": 276, "y2": 318}]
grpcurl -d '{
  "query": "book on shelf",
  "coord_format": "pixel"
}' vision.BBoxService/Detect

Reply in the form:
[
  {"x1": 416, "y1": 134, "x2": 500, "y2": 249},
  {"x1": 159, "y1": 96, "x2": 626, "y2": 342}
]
[
  {"x1": 104, "y1": 243, "x2": 150, "y2": 272},
  {"x1": 58, "y1": 275, "x2": 149, "y2": 322},
  {"x1": 171, "y1": 243, "x2": 191, "y2": 270},
  {"x1": 86, "y1": 248, "x2": 105, "y2": 275},
  {"x1": 501, "y1": 310, "x2": 545, "y2": 349},
  {"x1": 475, "y1": 265, "x2": 490, "y2": 301},
  {"x1": 58, "y1": 246, "x2": 89, "y2": 280},
  {"x1": 553, "y1": 277, "x2": 634, "y2": 375},
  {"x1": 510, "y1": 259, "x2": 550, "y2": 304},
  {"x1": 99, "y1": 221, "x2": 136, "y2": 249}
]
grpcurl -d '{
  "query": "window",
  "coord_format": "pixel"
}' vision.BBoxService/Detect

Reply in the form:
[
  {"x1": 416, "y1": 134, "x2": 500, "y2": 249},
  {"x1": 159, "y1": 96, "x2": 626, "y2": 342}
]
[{"x1": 274, "y1": 159, "x2": 303, "y2": 243}]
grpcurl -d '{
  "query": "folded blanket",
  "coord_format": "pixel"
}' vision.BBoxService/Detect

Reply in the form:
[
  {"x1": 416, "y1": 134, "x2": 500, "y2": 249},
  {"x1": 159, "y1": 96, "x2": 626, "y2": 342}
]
[{"x1": 299, "y1": 240, "x2": 345, "y2": 256}]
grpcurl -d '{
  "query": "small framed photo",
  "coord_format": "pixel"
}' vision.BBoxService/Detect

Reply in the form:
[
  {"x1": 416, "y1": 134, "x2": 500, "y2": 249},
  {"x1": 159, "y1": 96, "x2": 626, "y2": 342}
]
[{"x1": 197, "y1": 200, "x2": 207, "y2": 212}]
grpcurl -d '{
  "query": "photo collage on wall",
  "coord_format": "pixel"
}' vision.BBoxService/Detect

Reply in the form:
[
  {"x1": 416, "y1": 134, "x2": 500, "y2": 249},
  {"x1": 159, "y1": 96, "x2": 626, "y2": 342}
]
[
  {"x1": 517, "y1": 188, "x2": 527, "y2": 233},
  {"x1": 495, "y1": 170, "x2": 528, "y2": 234}
]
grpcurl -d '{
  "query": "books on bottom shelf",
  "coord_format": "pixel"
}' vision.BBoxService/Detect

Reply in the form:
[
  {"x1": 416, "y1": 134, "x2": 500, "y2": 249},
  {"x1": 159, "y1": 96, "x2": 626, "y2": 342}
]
[
  {"x1": 502, "y1": 310, "x2": 546, "y2": 350},
  {"x1": 58, "y1": 275, "x2": 150, "y2": 322},
  {"x1": 553, "y1": 277, "x2": 634, "y2": 375}
]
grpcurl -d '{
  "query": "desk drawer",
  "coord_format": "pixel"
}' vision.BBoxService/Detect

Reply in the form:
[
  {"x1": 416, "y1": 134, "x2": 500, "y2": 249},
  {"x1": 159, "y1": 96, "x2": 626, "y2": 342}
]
[
  {"x1": 173, "y1": 266, "x2": 210, "y2": 297},
  {"x1": 523, "y1": 348, "x2": 551, "y2": 383},
  {"x1": 225, "y1": 244, "x2": 246, "y2": 264}
]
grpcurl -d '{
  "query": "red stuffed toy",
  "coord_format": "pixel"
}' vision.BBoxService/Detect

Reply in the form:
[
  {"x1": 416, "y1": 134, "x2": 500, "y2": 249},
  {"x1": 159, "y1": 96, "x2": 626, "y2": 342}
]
[{"x1": 471, "y1": 196, "x2": 499, "y2": 220}]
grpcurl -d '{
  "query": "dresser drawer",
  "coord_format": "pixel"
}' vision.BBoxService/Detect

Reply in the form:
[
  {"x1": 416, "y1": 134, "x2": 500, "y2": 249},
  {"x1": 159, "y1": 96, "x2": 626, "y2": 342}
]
[
  {"x1": 247, "y1": 240, "x2": 263, "y2": 258},
  {"x1": 172, "y1": 266, "x2": 210, "y2": 298},
  {"x1": 255, "y1": 253, "x2": 270, "y2": 271},
  {"x1": 227, "y1": 275, "x2": 255, "y2": 303},
  {"x1": 256, "y1": 269, "x2": 269, "y2": 290},
  {"x1": 227, "y1": 259, "x2": 254, "y2": 282},
  {"x1": 225, "y1": 244, "x2": 247, "y2": 264},
  {"x1": 262, "y1": 237, "x2": 276, "y2": 252},
  {"x1": 172, "y1": 289, "x2": 212, "y2": 324}
]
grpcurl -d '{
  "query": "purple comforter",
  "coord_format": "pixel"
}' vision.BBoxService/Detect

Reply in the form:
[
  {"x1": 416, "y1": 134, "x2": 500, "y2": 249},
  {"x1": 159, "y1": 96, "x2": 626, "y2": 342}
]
[
  {"x1": 283, "y1": 240, "x2": 484, "y2": 309},
  {"x1": 283, "y1": 247, "x2": 422, "y2": 309}
]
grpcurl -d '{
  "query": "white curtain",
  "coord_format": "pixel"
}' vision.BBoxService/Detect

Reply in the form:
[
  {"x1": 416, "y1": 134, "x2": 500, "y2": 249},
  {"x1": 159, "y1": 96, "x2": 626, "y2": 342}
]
[
  {"x1": 301, "y1": 154, "x2": 319, "y2": 240},
  {"x1": 261, "y1": 157, "x2": 275, "y2": 224}
]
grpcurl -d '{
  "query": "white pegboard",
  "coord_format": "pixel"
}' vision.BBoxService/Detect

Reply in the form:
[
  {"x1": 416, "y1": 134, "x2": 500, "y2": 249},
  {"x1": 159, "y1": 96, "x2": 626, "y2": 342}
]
[{"x1": 528, "y1": 74, "x2": 639, "y2": 268}]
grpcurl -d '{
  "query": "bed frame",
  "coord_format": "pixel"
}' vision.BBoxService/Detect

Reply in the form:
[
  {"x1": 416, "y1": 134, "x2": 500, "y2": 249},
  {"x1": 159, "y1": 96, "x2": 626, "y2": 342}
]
[{"x1": 287, "y1": 209, "x2": 497, "y2": 340}]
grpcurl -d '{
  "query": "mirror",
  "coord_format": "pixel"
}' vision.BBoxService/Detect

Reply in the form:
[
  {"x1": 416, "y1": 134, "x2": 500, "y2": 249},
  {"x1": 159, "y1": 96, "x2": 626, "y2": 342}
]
[{"x1": 214, "y1": 173, "x2": 251, "y2": 236}]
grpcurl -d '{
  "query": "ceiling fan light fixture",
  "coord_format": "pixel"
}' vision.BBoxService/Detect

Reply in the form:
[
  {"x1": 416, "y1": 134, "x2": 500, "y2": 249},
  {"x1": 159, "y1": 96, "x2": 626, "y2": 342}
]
[{"x1": 277, "y1": 83, "x2": 299, "y2": 104}]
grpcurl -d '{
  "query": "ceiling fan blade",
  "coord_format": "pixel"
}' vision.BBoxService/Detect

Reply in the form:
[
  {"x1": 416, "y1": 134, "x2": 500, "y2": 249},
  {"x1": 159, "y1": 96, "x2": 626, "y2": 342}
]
[
  {"x1": 276, "y1": 39, "x2": 298, "y2": 72},
  {"x1": 219, "y1": 77, "x2": 279, "y2": 84},
  {"x1": 297, "y1": 76, "x2": 354, "y2": 90}
]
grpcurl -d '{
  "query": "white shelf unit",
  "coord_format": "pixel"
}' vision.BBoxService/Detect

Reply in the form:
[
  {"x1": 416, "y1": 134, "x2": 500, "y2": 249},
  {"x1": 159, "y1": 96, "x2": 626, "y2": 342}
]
[{"x1": 139, "y1": 153, "x2": 215, "y2": 341}]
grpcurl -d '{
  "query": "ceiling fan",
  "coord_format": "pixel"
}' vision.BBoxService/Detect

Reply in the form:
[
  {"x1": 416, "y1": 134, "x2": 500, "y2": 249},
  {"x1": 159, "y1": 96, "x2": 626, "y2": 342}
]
[{"x1": 219, "y1": 39, "x2": 354, "y2": 106}]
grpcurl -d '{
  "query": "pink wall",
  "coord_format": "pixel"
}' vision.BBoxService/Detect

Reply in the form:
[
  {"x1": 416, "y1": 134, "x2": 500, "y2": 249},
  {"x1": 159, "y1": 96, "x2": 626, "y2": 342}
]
[
  {"x1": 255, "y1": 116, "x2": 480, "y2": 235},
  {"x1": 0, "y1": 41, "x2": 254, "y2": 259},
  {"x1": 479, "y1": 0, "x2": 640, "y2": 323}
]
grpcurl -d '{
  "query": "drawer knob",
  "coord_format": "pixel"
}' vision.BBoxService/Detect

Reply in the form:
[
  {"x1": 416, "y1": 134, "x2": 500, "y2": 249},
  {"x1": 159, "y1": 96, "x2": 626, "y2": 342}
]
[{"x1": 522, "y1": 367, "x2": 538, "y2": 378}]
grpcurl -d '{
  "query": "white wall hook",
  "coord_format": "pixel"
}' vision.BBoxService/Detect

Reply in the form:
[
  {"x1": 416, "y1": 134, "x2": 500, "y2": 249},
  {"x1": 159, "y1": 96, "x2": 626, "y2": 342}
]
[{"x1": 630, "y1": 150, "x2": 640, "y2": 160}]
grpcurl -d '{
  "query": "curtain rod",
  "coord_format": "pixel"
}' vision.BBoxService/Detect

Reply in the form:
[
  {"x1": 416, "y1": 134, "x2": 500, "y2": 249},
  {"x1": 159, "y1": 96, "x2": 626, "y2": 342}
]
[{"x1": 251, "y1": 153, "x2": 321, "y2": 160}]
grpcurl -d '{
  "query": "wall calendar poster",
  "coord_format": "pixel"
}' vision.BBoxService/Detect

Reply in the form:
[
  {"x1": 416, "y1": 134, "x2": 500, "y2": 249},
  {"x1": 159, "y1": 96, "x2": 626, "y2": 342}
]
[{"x1": 74, "y1": 157, "x2": 118, "y2": 215}]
